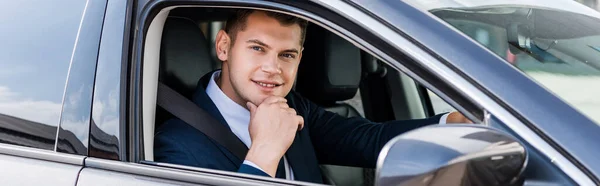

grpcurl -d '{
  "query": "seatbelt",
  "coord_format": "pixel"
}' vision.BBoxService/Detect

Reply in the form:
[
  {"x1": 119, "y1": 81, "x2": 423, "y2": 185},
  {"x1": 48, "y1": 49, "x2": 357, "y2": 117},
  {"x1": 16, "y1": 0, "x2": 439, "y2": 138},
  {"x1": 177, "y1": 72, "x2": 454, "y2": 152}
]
[{"x1": 156, "y1": 82, "x2": 248, "y2": 161}]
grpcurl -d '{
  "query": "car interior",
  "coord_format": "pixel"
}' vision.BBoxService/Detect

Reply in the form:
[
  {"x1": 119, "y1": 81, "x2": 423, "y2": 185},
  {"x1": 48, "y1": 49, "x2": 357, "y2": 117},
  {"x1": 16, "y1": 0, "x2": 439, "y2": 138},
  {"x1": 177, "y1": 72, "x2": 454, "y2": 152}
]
[{"x1": 139, "y1": 7, "x2": 456, "y2": 186}]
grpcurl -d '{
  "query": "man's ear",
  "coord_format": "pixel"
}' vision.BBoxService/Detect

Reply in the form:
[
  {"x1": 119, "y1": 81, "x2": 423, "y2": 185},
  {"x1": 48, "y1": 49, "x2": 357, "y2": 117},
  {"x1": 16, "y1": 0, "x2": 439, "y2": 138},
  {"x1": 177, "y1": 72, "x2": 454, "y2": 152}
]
[
  {"x1": 297, "y1": 47, "x2": 304, "y2": 63},
  {"x1": 215, "y1": 30, "x2": 231, "y2": 62}
]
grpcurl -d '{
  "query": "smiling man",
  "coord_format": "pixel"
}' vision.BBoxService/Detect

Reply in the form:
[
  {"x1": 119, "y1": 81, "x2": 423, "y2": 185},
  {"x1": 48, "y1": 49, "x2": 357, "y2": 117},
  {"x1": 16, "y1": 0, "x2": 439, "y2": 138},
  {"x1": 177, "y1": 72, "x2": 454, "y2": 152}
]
[{"x1": 154, "y1": 9, "x2": 470, "y2": 183}]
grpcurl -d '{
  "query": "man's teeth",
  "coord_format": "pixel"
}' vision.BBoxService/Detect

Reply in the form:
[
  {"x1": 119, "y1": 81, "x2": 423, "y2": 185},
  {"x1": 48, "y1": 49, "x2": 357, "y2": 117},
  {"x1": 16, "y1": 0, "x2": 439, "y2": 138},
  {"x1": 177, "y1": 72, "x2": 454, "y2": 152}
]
[{"x1": 257, "y1": 82, "x2": 277, "y2": 87}]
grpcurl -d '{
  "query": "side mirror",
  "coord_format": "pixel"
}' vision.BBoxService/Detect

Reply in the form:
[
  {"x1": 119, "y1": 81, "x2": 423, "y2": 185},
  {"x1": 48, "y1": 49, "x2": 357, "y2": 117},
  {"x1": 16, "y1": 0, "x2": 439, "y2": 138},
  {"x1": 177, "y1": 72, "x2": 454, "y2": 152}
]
[{"x1": 376, "y1": 125, "x2": 527, "y2": 186}]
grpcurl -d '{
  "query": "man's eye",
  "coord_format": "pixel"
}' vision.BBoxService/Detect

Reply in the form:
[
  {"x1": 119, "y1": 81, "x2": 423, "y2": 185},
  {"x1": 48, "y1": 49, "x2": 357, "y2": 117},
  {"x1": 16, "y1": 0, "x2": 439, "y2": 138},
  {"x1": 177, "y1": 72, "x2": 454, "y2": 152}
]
[
  {"x1": 281, "y1": 54, "x2": 296, "y2": 59},
  {"x1": 251, "y1": 46, "x2": 263, "y2": 51}
]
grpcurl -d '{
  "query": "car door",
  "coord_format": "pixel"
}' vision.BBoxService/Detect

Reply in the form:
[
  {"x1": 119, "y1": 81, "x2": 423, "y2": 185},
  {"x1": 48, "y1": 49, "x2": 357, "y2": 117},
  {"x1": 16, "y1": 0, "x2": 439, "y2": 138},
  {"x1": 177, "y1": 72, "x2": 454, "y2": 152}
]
[
  {"x1": 73, "y1": 0, "x2": 479, "y2": 185},
  {"x1": 76, "y1": 0, "x2": 596, "y2": 185},
  {"x1": 74, "y1": 0, "x2": 472, "y2": 185},
  {"x1": 0, "y1": 0, "x2": 106, "y2": 185}
]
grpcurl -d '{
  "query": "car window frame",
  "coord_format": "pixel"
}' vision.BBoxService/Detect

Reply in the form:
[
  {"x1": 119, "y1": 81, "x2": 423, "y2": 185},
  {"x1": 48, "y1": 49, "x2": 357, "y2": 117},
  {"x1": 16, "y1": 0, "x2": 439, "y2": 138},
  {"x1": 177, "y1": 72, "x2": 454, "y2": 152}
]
[{"x1": 115, "y1": 0, "x2": 532, "y2": 185}]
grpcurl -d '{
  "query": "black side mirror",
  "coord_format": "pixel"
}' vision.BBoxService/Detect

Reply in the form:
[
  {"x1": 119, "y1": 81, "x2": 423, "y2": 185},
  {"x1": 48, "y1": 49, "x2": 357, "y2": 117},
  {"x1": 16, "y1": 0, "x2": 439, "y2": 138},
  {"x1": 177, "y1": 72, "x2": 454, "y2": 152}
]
[{"x1": 376, "y1": 125, "x2": 527, "y2": 186}]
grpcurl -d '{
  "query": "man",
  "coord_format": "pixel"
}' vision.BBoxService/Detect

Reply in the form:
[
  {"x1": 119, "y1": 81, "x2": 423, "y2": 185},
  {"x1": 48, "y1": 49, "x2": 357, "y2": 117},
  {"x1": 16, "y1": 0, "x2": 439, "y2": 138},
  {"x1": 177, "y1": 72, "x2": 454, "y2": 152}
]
[{"x1": 154, "y1": 9, "x2": 470, "y2": 183}]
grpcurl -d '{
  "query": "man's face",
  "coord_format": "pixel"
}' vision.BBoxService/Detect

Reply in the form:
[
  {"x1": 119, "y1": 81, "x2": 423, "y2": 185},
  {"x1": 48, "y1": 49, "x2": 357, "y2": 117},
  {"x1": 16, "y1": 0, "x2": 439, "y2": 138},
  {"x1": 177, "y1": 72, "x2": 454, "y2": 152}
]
[{"x1": 216, "y1": 11, "x2": 303, "y2": 106}]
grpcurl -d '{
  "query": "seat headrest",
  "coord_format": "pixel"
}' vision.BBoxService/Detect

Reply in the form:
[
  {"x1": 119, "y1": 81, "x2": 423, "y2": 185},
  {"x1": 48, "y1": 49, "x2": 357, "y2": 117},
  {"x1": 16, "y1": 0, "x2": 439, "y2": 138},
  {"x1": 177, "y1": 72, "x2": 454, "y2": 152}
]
[
  {"x1": 160, "y1": 17, "x2": 214, "y2": 99},
  {"x1": 296, "y1": 25, "x2": 362, "y2": 105}
]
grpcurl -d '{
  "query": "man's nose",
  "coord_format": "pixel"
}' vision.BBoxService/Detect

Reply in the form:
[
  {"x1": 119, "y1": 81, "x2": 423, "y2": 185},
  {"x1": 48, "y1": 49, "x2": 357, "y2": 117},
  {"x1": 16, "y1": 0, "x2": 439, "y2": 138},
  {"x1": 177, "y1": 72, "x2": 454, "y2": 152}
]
[{"x1": 260, "y1": 56, "x2": 281, "y2": 74}]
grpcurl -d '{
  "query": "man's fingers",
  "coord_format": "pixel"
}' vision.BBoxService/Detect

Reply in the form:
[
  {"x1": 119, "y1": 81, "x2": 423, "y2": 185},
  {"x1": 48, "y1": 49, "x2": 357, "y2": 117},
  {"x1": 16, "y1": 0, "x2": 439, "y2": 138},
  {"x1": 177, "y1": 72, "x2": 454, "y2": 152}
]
[
  {"x1": 446, "y1": 112, "x2": 474, "y2": 124},
  {"x1": 246, "y1": 102, "x2": 258, "y2": 114},
  {"x1": 285, "y1": 108, "x2": 297, "y2": 115},
  {"x1": 276, "y1": 102, "x2": 290, "y2": 109},
  {"x1": 297, "y1": 116, "x2": 304, "y2": 131}
]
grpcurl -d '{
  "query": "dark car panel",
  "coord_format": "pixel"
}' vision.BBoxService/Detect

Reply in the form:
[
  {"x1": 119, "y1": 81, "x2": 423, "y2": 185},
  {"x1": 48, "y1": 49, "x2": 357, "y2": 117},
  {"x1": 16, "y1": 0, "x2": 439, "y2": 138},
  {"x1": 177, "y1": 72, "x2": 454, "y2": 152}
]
[
  {"x1": 56, "y1": 0, "x2": 109, "y2": 156},
  {"x1": 89, "y1": 0, "x2": 132, "y2": 161}
]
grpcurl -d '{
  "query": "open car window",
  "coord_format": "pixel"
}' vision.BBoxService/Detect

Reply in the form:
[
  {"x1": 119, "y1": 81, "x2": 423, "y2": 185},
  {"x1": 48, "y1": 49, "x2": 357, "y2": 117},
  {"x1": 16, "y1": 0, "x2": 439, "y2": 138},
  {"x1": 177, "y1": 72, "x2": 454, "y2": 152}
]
[
  {"x1": 137, "y1": 6, "x2": 470, "y2": 185},
  {"x1": 419, "y1": 2, "x2": 600, "y2": 124}
]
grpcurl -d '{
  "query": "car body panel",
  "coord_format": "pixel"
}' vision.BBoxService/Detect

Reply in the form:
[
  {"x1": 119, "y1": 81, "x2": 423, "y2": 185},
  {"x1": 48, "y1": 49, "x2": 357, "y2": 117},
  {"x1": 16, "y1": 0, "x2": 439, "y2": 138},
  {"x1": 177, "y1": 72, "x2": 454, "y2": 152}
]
[
  {"x1": 0, "y1": 154, "x2": 82, "y2": 186},
  {"x1": 78, "y1": 168, "x2": 192, "y2": 186},
  {"x1": 349, "y1": 0, "x2": 600, "y2": 182},
  {"x1": 0, "y1": 143, "x2": 84, "y2": 186}
]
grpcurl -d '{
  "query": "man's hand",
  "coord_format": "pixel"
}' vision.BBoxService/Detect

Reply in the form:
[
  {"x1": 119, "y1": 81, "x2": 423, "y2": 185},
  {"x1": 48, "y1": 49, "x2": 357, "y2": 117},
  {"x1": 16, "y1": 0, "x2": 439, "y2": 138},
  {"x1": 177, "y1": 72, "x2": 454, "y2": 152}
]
[
  {"x1": 244, "y1": 96, "x2": 304, "y2": 177},
  {"x1": 446, "y1": 111, "x2": 473, "y2": 124}
]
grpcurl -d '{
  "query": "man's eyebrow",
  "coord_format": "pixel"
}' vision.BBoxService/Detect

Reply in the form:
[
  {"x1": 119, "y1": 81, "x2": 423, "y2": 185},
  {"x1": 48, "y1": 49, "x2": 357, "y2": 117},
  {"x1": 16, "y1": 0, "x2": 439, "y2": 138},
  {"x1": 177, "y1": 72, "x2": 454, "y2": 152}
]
[
  {"x1": 282, "y1": 49, "x2": 299, "y2": 54},
  {"x1": 246, "y1": 39, "x2": 299, "y2": 54},
  {"x1": 246, "y1": 39, "x2": 271, "y2": 49}
]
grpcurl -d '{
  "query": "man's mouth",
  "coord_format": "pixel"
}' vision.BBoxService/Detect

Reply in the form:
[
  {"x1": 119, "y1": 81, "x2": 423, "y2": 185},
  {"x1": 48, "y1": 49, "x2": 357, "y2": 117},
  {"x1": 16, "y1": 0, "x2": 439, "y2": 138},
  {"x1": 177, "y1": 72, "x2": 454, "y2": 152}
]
[{"x1": 252, "y1": 80, "x2": 283, "y2": 88}]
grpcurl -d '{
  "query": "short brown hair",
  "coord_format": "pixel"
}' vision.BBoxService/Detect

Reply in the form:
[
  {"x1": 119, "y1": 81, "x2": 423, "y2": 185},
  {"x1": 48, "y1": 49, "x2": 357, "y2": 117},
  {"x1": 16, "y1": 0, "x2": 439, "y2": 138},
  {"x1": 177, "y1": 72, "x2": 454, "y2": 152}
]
[{"x1": 224, "y1": 9, "x2": 308, "y2": 45}]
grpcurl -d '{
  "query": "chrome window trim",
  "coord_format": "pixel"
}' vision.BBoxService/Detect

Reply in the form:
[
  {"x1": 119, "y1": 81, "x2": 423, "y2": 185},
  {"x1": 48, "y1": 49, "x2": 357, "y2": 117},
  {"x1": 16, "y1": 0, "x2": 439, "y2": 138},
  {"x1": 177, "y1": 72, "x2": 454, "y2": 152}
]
[
  {"x1": 0, "y1": 143, "x2": 84, "y2": 165},
  {"x1": 310, "y1": 0, "x2": 594, "y2": 185},
  {"x1": 85, "y1": 158, "x2": 323, "y2": 186},
  {"x1": 483, "y1": 110, "x2": 492, "y2": 126}
]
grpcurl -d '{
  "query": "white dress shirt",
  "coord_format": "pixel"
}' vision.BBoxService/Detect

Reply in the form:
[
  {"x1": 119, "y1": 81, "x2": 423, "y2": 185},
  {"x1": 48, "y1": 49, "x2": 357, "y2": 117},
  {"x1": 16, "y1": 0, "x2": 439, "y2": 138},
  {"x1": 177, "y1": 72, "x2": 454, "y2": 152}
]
[{"x1": 205, "y1": 71, "x2": 449, "y2": 180}]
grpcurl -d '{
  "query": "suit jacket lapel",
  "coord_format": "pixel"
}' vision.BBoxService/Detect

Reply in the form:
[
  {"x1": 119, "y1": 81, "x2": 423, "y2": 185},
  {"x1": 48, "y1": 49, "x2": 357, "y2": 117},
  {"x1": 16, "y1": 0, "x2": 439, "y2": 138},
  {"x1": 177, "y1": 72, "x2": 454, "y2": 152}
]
[
  {"x1": 192, "y1": 72, "x2": 230, "y2": 129},
  {"x1": 284, "y1": 95, "x2": 324, "y2": 183},
  {"x1": 285, "y1": 130, "x2": 323, "y2": 183},
  {"x1": 192, "y1": 71, "x2": 246, "y2": 166}
]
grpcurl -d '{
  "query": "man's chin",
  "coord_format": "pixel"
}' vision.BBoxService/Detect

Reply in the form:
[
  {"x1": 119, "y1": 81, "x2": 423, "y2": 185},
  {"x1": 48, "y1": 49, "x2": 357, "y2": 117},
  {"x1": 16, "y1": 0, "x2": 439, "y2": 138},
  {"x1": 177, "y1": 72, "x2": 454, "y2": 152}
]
[
  {"x1": 250, "y1": 94, "x2": 280, "y2": 105},
  {"x1": 243, "y1": 87, "x2": 290, "y2": 104}
]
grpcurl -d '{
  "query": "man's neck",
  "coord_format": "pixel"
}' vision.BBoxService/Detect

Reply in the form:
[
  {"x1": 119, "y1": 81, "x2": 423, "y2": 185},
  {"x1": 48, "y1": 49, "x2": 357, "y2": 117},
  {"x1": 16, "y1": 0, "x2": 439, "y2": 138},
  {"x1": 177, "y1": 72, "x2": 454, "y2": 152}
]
[
  {"x1": 215, "y1": 71, "x2": 247, "y2": 108},
  {"x1": 216, "y1": 72, "x2": 222, "y2": 89}
]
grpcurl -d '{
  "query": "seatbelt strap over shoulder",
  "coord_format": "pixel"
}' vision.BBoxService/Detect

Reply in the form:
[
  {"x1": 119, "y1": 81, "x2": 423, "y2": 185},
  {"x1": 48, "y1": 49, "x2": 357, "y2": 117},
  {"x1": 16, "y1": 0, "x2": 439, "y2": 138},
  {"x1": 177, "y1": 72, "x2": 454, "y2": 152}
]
[{"x1": 156, "y1": 82, "x2": 248, "y2": 161}]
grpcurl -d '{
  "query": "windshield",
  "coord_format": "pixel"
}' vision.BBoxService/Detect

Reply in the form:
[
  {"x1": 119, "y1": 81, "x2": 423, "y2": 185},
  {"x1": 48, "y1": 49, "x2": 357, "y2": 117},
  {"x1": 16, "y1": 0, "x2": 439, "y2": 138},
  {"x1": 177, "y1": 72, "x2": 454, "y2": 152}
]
[{"x1": 409, "y1": 0, "x2": 600, "y2": 123}]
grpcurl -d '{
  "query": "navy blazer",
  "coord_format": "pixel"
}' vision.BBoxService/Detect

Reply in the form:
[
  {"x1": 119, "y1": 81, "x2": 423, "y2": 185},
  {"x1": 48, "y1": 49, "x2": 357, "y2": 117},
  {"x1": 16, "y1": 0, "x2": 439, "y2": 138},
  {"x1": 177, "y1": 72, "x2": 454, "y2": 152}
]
[{"x1": 154, "y1": 72, "x2": 444, "y2": 183}]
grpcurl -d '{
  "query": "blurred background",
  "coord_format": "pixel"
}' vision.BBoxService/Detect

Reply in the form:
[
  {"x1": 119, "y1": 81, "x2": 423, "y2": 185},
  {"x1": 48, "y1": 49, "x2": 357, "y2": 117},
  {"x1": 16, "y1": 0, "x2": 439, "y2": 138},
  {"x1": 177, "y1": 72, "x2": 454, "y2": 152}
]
[
  {"x1": 423, "y1": 0, "x2": 600, "y2": 124},
  {"x1": 576, "y1": 0, "x2": 600, "y2": 10}
]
